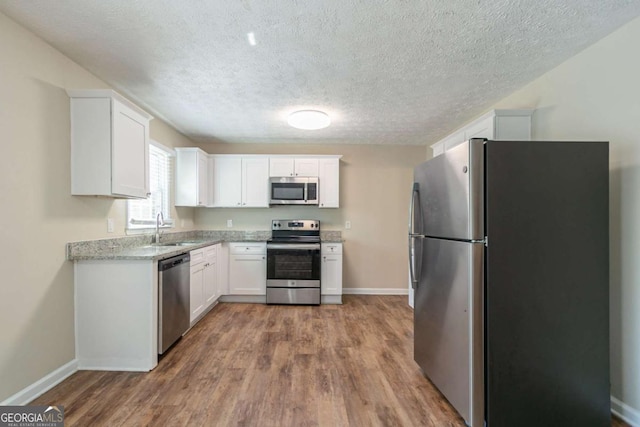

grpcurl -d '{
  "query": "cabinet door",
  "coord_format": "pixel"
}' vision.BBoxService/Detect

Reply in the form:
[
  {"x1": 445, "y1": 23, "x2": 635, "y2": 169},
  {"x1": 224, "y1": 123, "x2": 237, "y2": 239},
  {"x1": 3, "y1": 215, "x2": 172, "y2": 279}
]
[
  {"x1": 294, "y1": 159, "x2": 319, "y2": 176},
  {"x1": 442, "y1": 131, "x2": 465, "y2": 151},
  {"x1": 212, "y1": 156, "x2": 242, "y2": 207},
  {"x1": 229, "y1": 255, "x2": 266, "y2": 295},
  {"x1": 321, "y1": 254, "x2": 343, "y2": 295},
  {"x1": 431, "y1": 142, "x2": 445, "y2": 157},
  {"x1": 111, "y1": 99, "x2": 149, "y2": 198},
  {"x1": 204, "y1": 260, "x2": 218, "y2": 306},
  {"x1": 318, "y1": 158, "x2": 339, "y2": 208},
  {"x1": 464, "y1": 116, "x2": 494, "y2": 140},
  {"x1": 190, "y1": 264, "x2": 205, "y2": 322},
  {"x1": 242, "y1": 158, "x2": 269, "y2": 207},
  {"x1": 197, "y1": 151, "x2": 209, "y2": 206},
  {"x1": 269, "y1": 158, "x2": 295, "y2": 177},
  {"x1": 204, "y1": 245, "x2": 218, "y2": 306}
]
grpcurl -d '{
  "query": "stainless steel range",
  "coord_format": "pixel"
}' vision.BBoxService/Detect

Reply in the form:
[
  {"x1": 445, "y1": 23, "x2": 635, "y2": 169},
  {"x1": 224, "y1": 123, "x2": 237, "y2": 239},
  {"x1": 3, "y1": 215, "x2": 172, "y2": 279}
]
[{"x1": 266, "y1": 219, "x2": 321, "y2": 305}]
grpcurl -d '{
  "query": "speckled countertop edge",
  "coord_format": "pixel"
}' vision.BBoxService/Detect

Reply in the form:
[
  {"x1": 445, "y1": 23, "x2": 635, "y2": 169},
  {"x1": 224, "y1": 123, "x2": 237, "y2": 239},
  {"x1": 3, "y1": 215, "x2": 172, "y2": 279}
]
[{"x1": 68, "y1": 230, "x2": 343, "y2": 261}]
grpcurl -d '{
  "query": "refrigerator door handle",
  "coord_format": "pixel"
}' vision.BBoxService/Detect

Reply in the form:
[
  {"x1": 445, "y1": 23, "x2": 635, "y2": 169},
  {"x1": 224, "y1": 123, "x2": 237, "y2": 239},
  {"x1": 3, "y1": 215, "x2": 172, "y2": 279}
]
[
  {"x1": 408, "y1": 183, "x2": 420, "y2": 287},
  {"x1": 409, "y1": 236, "x2": 420, "y2": 288}
]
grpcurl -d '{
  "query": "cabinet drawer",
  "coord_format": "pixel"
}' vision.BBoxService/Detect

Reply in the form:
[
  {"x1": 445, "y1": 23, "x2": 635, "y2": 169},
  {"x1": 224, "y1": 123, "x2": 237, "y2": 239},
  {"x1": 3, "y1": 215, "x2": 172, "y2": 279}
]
[
  {"x1": 190, "y1": 248, "x2": 205, "y2": 265},
  {"x1": 204, "y1": 245, "x2": 218, "y2": 259},
  {"x1": 321, "y1": 243, "x2": 342, "y2": 255},
  {"x1": 229, "y1": 242, "x2": 266, "y2": 255}
]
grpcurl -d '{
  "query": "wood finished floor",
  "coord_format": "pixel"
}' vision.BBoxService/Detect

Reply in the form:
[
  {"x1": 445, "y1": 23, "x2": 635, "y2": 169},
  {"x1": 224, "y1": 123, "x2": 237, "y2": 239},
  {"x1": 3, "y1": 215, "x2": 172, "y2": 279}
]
[{"x1": 33, "y1": 295, "x2": 628, "y2": 427}]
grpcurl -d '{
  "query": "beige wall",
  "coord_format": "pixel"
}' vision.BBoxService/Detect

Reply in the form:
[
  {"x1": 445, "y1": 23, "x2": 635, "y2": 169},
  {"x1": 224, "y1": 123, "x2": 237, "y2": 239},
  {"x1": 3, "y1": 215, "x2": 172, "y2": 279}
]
[
  {"x1": 489, "y1": 16, "x2": 640, "y2": 418},
  {"x1": 0, "y1": 12, "x2": 196, "y2": 402},
  {"x1": 195, "y1": 143, "x2": 425, "y2": 291}
]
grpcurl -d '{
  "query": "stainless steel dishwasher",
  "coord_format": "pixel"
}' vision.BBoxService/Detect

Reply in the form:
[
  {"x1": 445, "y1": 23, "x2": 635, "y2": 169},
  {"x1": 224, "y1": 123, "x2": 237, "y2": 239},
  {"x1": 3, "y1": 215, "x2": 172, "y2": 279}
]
[{"x1": 158, "y1": 253, "x2": 190, "y2": 354}]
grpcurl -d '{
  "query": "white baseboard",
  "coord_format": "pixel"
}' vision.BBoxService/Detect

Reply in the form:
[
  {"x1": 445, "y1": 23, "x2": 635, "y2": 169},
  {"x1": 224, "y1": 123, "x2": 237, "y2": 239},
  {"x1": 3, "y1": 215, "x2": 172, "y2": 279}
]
[
  {"x1": 612, "y1": 396, "x2": 640, "y2": 426},
  {"x1": 1, "y1": 359, "x2": 78, "y2": 406},
  {"x1": 342, "y1": 288, "x2": 408, "y2": 295}
]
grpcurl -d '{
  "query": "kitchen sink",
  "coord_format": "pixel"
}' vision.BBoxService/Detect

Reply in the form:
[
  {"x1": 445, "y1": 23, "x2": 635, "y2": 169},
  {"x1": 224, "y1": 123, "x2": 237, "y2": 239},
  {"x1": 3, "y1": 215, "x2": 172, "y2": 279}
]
[
  {"x1": 157, "y1": 242, "x2": 200, "y2": 247},
  {"x1": 145, "y1": 241, "x2": 201, "y2": 248}
]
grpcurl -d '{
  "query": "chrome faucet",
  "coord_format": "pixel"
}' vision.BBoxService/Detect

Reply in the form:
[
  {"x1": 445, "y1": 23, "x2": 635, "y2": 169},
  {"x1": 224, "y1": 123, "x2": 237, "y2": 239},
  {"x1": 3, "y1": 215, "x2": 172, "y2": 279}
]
[{"x1": 155, "y1": 212, "x2": 165, "y2": 244}]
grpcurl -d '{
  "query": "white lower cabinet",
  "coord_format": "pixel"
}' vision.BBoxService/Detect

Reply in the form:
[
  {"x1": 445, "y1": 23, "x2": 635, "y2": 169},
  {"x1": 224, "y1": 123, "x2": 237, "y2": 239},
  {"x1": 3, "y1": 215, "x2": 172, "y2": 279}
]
[
  {"x1": 228, "y1": 242, "x2": 267, "y2": 296},
  {"x1": 203, "y1": 245, "x2": 219, "y2": 306},
  {"x1": 321, "y1": 243, "x2": 343, "y2": 304},
  {"x1": 190, "y1": 244, "x2": 221, "y2": 325},
  {"x1": 190, "y1": 248, "x2": 206, "y2": 323},
  {"x1": 74, "y1": 260, "x2": 158, "y2": 371}
]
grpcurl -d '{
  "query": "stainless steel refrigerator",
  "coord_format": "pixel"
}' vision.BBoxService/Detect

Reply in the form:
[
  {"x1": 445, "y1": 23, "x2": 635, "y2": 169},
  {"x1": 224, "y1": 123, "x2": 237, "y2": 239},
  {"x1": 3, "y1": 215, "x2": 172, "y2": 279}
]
[{"x1": 409, "y1": 139, "x2": 610, "y2": 427}]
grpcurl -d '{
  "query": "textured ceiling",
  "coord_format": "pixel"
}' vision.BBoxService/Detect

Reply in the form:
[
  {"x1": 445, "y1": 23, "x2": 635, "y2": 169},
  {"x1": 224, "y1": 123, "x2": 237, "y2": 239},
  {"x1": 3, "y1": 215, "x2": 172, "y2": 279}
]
[{"x1": 2, "y1": 1, "x2": 640, "y2": 145}]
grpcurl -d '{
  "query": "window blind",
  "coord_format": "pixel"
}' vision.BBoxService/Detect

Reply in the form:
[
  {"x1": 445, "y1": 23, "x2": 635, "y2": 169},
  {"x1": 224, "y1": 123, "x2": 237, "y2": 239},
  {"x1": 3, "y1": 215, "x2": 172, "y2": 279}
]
[{"x1": 127, "y1": 143, "x2": 174, "y2": 229}]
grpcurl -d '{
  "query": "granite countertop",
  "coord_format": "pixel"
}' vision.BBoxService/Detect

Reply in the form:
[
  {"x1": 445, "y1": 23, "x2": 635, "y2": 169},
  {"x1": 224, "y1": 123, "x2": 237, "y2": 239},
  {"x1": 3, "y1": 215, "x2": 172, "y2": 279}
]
[
  {"x1": 69, "y1": 238, "x2": 226, "y2": 261},
  {"x1": 67, "y1": 230, "x2": 343, "y2": 261}
]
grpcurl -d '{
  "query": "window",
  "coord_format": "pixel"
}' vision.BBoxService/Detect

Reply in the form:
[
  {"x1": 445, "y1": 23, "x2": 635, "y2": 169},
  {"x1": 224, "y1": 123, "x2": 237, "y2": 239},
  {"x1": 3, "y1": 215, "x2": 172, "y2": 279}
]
[{"x1": 127, "y1": 142, "x2": 174, "y2": 230}]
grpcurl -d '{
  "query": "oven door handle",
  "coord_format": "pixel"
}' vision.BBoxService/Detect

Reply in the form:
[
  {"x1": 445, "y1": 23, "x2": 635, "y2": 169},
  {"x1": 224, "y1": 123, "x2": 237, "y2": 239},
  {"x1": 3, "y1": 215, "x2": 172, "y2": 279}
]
[{"x1": 267, "y1": 243, "x2": 321, "y2": 250}]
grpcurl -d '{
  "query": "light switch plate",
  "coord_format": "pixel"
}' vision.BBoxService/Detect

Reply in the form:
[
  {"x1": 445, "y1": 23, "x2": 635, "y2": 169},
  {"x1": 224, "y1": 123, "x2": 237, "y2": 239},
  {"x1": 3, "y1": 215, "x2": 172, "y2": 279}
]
[
  {"x1": 345, "y1": 220, "x2": 351, "y2": 229},
  {"x1": 107, "y1": 218, "x2": 114, "y2": 233},
  {"x1": 227, "y1": 219, "x2": 233, "y2": 228}
]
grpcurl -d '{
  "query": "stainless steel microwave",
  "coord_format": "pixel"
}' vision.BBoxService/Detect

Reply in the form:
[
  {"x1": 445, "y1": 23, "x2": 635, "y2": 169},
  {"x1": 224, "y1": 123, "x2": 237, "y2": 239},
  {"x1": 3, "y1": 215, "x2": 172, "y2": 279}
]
[{"x1": 269, "y1": 177, "x2": 319, "y2": 205}]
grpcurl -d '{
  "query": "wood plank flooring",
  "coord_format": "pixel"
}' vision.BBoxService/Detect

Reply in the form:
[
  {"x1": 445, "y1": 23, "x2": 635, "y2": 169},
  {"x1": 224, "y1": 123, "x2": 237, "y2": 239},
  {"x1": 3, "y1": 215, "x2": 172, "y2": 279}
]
[{"x1": 33, "y1": 296, "x2": 628, "y2": 426}]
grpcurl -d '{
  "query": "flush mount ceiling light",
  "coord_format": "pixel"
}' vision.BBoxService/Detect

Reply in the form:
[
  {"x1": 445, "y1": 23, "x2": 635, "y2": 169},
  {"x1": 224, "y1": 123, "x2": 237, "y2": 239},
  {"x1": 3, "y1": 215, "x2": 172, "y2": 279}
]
[
  {"x1": 287, "y1": 110, "x2": 331, "y2": 130},
  {"x1": 247, "y1": 32, "x2": 256, "y2": 46}
]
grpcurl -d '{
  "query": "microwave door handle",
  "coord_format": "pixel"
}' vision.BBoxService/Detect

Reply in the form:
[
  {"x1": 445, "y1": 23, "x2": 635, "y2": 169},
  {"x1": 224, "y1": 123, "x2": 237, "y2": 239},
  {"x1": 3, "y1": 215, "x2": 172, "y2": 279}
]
[{"x1": 304, "y1": 183, "x2": 308, "y2": 203}]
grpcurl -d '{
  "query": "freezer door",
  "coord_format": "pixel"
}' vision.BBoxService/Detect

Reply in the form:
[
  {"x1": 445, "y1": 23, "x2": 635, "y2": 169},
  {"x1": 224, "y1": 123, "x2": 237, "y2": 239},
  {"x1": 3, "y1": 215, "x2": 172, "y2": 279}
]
[
  {"x1": 414, "y1": 139, "x2": 484, "y2": 240},
  {"x1": 414, "y1": 238, "x2": 484, "y2": 427}
]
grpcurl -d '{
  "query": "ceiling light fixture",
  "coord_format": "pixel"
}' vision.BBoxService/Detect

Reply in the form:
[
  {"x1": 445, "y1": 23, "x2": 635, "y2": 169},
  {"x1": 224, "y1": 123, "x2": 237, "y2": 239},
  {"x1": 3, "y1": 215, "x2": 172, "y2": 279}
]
[
  {"x1": 247, "y1": 32, "x2": 256, "y2": 46},
  {"x1": 287, "y1": 110, "x2": 331, "y2": 130}
]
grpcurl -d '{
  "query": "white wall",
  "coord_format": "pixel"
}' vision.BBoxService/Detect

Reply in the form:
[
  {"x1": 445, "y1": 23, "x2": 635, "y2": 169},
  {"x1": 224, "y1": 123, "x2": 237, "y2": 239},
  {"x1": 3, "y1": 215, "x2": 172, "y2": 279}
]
[
  {"x1": 489, "y1": 15, "x2": 640, "y2": 423},
  {"x1": 0, "y1": 11, "x2": 196, "y2": 402}
]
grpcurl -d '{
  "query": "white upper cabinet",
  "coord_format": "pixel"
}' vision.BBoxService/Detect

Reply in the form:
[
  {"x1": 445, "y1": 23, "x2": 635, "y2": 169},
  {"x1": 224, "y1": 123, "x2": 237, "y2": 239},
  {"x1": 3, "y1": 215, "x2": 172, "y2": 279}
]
[
  {"x1": 68, "y1": 89, "x2": 153, "y2": 198},
  {"x1": 242, "y1": 157, "x2": 269, "y2": 207},
  {"x1": 212, "y1": 156, "x2": 242, "y2": 207},
  {"x1": 318, "y1": 157, "x2": 340, "y2": 208},
  {"x1": 431, "y1": 109, "x2": 533, "y2": 157},
  {"x1": 269, "y1": 157, "x2": 319, "y2": 177},
  {"x1": 211, "y1": 156, "x2": 269, "y2": 207},
  {"x1": 175, "y1": 148, "x2": 209, "y2": 207}
]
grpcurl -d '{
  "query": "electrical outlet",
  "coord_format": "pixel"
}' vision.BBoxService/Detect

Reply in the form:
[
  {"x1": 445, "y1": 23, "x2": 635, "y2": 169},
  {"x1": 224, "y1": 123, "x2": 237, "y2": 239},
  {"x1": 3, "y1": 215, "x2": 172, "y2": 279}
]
[
  {"x1": 227, "y1": 219, "x2": 233, "y2": 228},
  {"x1": 107, "y1": 218, "x2": 114, "y2": 233},
  {"x1": 345, "y1": 220, "x2": 351, "y2": 230}
]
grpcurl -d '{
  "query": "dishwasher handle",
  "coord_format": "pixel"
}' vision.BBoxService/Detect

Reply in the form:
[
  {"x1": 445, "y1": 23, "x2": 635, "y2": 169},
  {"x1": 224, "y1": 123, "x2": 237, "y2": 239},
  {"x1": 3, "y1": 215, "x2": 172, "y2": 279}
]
[{"x1": 159, "y1": 253, "x2": 191, "y2": 271}]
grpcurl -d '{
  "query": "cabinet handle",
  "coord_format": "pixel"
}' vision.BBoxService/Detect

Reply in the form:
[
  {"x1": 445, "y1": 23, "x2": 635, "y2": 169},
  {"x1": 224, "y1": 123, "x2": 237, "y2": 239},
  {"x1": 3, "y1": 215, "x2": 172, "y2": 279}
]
[
  {"x1": 237, "y1": 203, "x2": 241, "y2": 206},
  {"x1": 323, "y1": 256, "x2": 327, "y2": 261},
  {"x1": 262, "y1": 256, "x2": 265, "y2": 259},
  {"x1": 242, "y1": 203, "x2": 246, "y2": 205}
]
